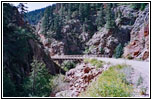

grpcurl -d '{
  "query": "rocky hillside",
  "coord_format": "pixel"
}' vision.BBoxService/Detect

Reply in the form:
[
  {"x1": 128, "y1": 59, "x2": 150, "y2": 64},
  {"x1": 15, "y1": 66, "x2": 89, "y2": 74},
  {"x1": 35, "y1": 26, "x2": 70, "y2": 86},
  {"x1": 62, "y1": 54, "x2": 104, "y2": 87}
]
[
  {"x1": 123, "y1": 5, "x2": 149, "y2": 61},
  {"x1": 33, "y1": 3, "x2": 149, "y2": 60}
]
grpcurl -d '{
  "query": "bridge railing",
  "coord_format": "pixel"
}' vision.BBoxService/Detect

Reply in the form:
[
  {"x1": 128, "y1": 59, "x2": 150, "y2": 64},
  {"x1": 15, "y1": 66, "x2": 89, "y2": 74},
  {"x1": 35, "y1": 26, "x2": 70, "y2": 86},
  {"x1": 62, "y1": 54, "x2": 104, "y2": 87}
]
[{"x1": 51, "y1": 55, "x2": 106, "y2": 60}]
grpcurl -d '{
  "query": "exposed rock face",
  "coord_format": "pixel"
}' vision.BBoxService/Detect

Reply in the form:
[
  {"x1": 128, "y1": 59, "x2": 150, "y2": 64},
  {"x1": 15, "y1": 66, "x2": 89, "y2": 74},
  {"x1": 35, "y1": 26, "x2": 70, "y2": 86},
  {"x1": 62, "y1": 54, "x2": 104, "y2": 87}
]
[
  {"x1": 86, "y1": 5, "x2": 139, "y2": 57},
  {"x1": 36, "y1": 19, "x2": 91, "y2": 56},
  {"x1": 123, "y1": 5, "x2": 149, "y2": 61},
  {"x1": 55, "y1": 63, "x2": 110, "y2": 97},
  {"x1": 87, "y1": 26, "x2": 131, "y2": 57},
  {"x1": 28, "y1": 39, "x2": 65, "y2": 74}
]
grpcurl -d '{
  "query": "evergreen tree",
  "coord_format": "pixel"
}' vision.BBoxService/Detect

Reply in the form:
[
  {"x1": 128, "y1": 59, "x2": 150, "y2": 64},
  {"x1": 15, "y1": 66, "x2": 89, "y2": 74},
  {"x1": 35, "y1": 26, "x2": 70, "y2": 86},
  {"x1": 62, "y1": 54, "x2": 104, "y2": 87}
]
[
  {"x1": 105, "y1": 3, "x2": 115, "y2": 29},
  {"x1": 130, "y1": 3, "x2": 141, "y2": 10},
  {"x1": 42, "y1": 6, "x2": 54, "y2": 34},
  {"x1": 83, "y1": 3, "x2": 90, "y2": 19},
  {"x1": 67, "y1": 3, "x2": 72, "y2": 20},
  {"x1": 42, "y1": 7, "x2": 51, "y2": 34},
  {"x1": 140, "y1": 3, "x2": 147, "y2": 11},
  {"x1": 24, "y1": 60, "x2": 52, "y2": 96},
  {"x1": 114, "y1": 43, "x2": 123, "y2": 58},
  {"x1": 96, "y1": 4, "x2": 105, "y2": 29},
  {"x1": 60, "y1": 4, "x2": 64, "y2": 20},
  {"x1": 17, "y1": 3, "x2": 28, "y2": 18},
  {"x1": 3, "y1": 3, "x2": 35, "y2": 97},
  {"x1": 53, "y1": 15, "x2": 62, "y2": 40},
  {"x1": 112, "y1": 3, "x2": 118, "y2": 9},
  {"x1": 79, "y1": 3, "x2": 84, "y2": 21}
]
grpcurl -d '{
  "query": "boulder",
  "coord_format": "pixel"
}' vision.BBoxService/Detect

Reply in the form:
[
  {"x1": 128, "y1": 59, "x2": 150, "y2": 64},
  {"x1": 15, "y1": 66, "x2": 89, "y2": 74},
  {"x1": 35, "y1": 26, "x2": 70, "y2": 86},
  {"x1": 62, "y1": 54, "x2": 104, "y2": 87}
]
[{"x1": 83, "y1": 67, "x2": 91, "y2": 73}]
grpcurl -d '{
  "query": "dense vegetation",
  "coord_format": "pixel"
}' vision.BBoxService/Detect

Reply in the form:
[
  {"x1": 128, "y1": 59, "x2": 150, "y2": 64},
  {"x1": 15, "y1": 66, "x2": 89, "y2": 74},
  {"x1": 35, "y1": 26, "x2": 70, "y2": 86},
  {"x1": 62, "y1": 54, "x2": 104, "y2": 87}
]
[
  {"x1": 25, "y1": 8, "x2": 45, "y2": 25},
  {"x1": 3, "y1": 3, "x2": 34, "y2": 96},
  {"x1": 61, "y1": 60, "x2": 77, "y2": 71},
  {"x1": 36, "y1": 3, "x2": 147, "y2": 39},
  {"x1": 3, "y1": 3, "x2": 56, "y2": 97},
  {"x1": 80, "y1": 64, "x2": 133, "y2": 97},
  {"x1": 84, "y1": 59, "x2": 104, "y2": 68}
]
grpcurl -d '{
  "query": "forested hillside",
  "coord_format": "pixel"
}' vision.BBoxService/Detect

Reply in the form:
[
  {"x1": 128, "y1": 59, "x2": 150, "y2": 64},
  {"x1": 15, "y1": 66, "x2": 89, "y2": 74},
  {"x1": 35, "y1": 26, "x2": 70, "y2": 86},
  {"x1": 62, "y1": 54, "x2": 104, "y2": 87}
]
[
  {"x1": 25, "y1": 8, "x2": 45, "y2": 25},
  {"x1": 33, "y1": 3, "x2": 149, "y2": 60}
]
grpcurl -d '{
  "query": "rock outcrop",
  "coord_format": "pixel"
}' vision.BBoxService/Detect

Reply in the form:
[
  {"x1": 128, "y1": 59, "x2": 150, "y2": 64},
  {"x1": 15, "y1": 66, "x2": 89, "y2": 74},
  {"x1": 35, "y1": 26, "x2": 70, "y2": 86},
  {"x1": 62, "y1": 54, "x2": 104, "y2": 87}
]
[
  {"x1": 123, "y1": 5, "x2": 149, "y2": 61},
  {"x1": 87, "y1": 26, "x2": 131, "y2": 57},
  {"x1": 86, "y1": 5, "x2": 139, "y2": 57},
  {"x1": 36, "y1": 19, "x2": 90, "y2": 56},
  {"x1": 55, "y1": 63, "x2": 110, "y2": 97}
]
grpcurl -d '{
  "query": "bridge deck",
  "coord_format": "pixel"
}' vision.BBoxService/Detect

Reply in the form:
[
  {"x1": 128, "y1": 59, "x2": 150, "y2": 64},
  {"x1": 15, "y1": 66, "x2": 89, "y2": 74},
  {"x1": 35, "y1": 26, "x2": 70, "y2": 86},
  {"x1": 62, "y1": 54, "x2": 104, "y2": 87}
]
[{"x1": 51, "y1": 55, "x2": 103, "y2": 60}]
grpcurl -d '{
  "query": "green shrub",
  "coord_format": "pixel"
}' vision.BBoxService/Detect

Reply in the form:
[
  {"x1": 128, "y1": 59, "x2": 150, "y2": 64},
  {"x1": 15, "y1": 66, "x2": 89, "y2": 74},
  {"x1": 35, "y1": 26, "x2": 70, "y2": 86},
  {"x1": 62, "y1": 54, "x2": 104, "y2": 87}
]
[
  {"x1": 62, "y1": 61, "x2": 76, "y2": 71},
  {"x1": 136, "y1": 75, "x2": 143, "y2": 87},
  {"x1": 130, "y1": 3, "x2": 141, "y2": 10},
  {"x1": 99, "y1": 47, "x2": 104, "y2": 54},
  {"x1": 90, "y1": 59, "x2": 103, "y2": 68},
  {"x1": 80, "y1": 65, "x2": 133, "y2": 97},
  {"x1": 84, "y1": 58, "x2": 90, "y2": 64},
  {"x1": 84, "y1": 59, "x2": 103, "y2": 68},
  {"x1": 140, "y1": 3, "x2": 147, "y2": 11},
  {"x1": 114, "y1": 43, "x2": 123, "y2": 58},
  {"x1": 130, "y1": 3, "x2": 147, "y2": 11},
  {"x1": 84, "y1": 47, "x2": 89, "y2": 54},
  {"x1": 90, "y1": 59, "x2": 98, "y2": 66}
]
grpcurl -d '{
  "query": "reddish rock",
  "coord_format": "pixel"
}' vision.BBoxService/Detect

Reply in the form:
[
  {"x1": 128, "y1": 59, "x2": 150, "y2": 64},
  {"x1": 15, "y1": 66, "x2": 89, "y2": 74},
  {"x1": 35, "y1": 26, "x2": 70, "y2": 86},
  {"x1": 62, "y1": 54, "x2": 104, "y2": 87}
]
[
  {"x1": 144, "y1": 24, "x2": 149, "y2": 37},
  {"x1": 57, "y1": 63, "x2": 110, "y2": 97},
  {"x1": 123, "y1": 6, "x2": 149, "y2": 61},
  {"x1": 142, "y1": 51, "x2": 149, "y2": 60},
  {"x1": 133, "y1": 50, "x2": 140, "y2": 56},
  {"x1": 83, "y1": 67, "x2": 91, "y2": 73}
]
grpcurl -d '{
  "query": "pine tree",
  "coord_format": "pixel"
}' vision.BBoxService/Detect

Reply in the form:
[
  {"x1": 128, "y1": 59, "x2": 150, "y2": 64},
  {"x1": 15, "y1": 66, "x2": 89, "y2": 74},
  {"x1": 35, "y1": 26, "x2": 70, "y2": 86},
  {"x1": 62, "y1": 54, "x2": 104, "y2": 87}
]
[
  {"x1": 130, "y1": 3, "x2": 141, "y2": 10},
  {"x1": 42, "y1": 6, "x2": 51, "y2": 34},
  {"x1": 60, "y1": 4, "x2": 64, "y2": 20},
  {"x1": 53, "y1": 15, "x2": 62, "y2": 40},
  {"x1": 105, "y1": 3, "x2": 115, "y2": 29},
  {"x1": 83, "y1": 3, "x2": 90, "y2": 19},
  {"x1": 67, "y1": 3, "x2": 72, "y2": 20},
  {"x1": 24, "y1": 60, "x2": 52, "y2": 96},
  {"x1": 96, "y1": 4, "x2": 105, "y2": 29},
  {"x1": 79, "y1": 3, "x2": 84, "y2": 21},
  {"x1": 114, "y1": 43, "x2": 123, "y2": 58},
  {"x1": 17, "y1": 3, "x2": 28, "y2": 18},
  {"x1": 112, "y1": 3, "x2": 118, "y2": 9}
]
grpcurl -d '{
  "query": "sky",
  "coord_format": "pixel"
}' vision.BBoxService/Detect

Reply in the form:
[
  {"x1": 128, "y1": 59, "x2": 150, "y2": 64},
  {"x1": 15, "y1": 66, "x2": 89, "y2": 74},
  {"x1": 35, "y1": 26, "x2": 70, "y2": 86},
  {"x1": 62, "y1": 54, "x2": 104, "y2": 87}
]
[{"x1": 11, "y1": 3, "x2": 55, "y2": 11}]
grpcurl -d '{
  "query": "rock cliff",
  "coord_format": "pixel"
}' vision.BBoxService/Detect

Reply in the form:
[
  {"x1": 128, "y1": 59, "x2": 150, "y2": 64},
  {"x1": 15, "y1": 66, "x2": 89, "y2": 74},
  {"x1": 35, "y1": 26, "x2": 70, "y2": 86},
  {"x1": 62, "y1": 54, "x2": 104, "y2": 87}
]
[{"x1": 123, "y1": 5, "x2": 149, "y2": 61}]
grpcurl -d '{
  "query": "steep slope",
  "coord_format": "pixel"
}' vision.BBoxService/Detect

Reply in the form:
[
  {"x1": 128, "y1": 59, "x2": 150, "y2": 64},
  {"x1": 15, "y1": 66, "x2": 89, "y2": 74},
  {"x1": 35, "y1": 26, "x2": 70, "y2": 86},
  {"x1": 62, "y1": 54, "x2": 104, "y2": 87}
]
[
  {"x1": 25, "y1": 8, "x2": 45, "y2": 25},
  {"x1": 3, "y1": 3, "x2": 64, "y2": 97},
  {"x1": 123, "y1": 5, "x2": 149, "y2": 61}
]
